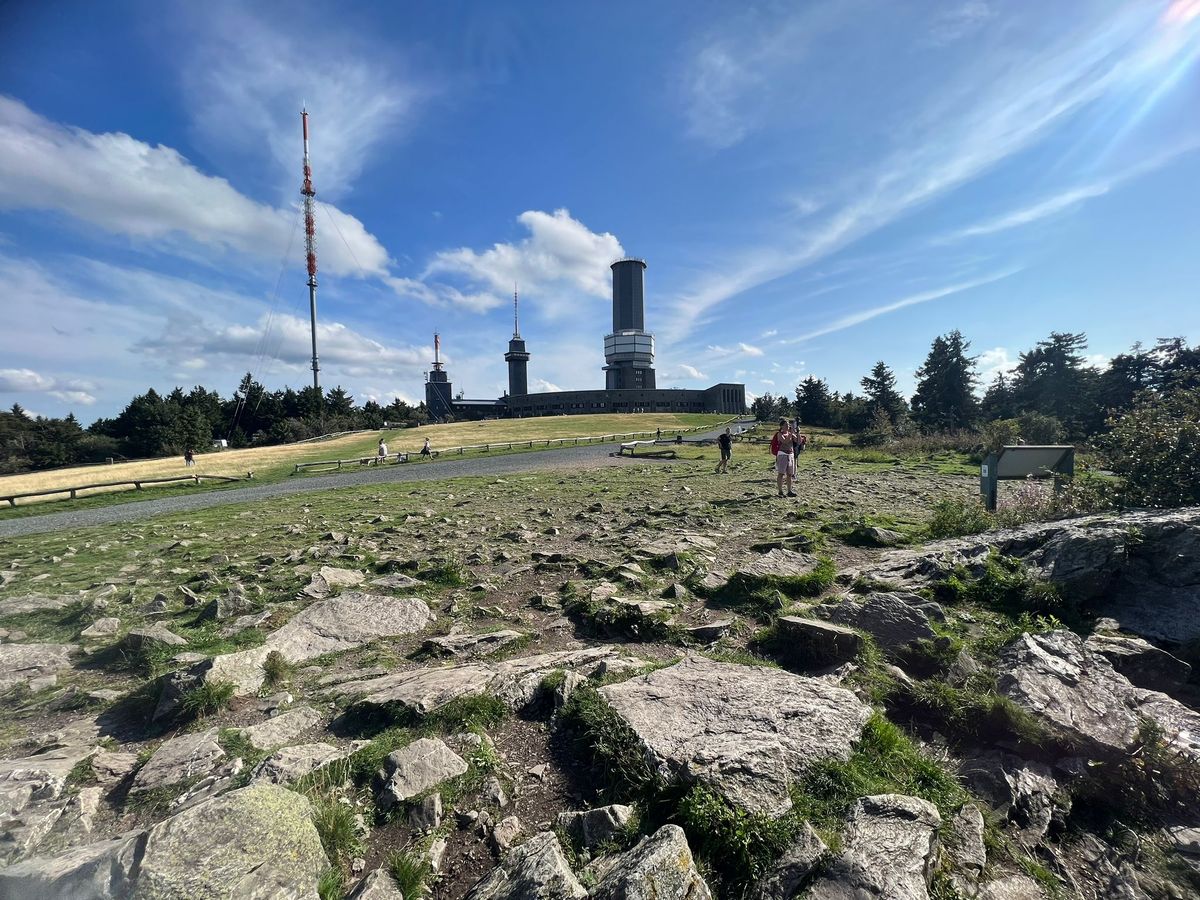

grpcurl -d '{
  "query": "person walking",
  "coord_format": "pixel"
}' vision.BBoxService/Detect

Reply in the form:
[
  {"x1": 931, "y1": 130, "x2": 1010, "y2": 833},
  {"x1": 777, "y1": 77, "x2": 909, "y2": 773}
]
[
  {"x1": 770, "y1": 419, "x2": 797, "y2": 497},
  {"x1": 183, "y1": 448, "x2": 195, "y2": 467},
  {"x1": 420, "y1": 438, "x2": 432, "y2": 458},
  {"x1": 716, "y1": 427, "x2": 732, "y2": 474}
]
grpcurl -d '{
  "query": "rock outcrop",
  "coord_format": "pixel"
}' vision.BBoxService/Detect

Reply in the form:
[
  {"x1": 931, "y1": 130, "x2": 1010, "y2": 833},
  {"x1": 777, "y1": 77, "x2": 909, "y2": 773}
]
[
  {"x1": 997, "y1": 630, "x2": 1200, "y2": 763},
  {"x1": 598, "y1": 655, "x2": 872, "y2": 817},
  {"x1": 589, "y1": 824, "x2": 712, "y2": 900},
  {"x1": 463, "y1": 831, "x2": 587, "y2": 900}
]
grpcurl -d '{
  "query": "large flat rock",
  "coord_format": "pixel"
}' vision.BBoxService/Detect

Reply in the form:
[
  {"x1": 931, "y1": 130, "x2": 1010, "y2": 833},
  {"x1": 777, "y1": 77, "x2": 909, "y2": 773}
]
[
  {"x1": 340, "y1": 647, "x2": 615, "y2": 717},
  {"x1": 136, "y1": 783, "x2": 326, "y2": 897},
  {"x1": 463, "y1": 831, "x2": 586, "y2": 900},
  {"x1": 589, "y1": 824, "x2": 712, "y2": 900},
  {"x1": 598, "y1": 655, "x2": 872, "y2": 817},
  {"x1": 379, "y1": 737, "x2": 468, "y2": 806},
  {"x1": 0, "y1": 644, "x2": 76, "y2": 691},
  {"x1": 733, "y1": 548, "x2": 823, "y2": 583},
  {"x1": 267, "y1": 591, "x2": 434, "y2": 660},
  {"x1": 813, "y1": 593, "x2": 935, "y2": 653},
  {"x1": 241, "y1": 706, "x2": 322, "y2": 751},
  {"x1": 806, "y1": 794, "x2": 941, "y2": 900},
  {"x1": 250, "y1": 741, "x2": 366, "y2": 785},
  {"x1": 998, "y1": 630, "x2": 1200, "y2": 763},
  {"x1": 130, "y1": 728, "x2": 226, "y2": 794}
]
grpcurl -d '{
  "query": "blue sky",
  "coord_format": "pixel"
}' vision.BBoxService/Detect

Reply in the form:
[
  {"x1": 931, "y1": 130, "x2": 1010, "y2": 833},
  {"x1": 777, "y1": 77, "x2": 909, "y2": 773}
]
[{"x1": 1, "y1": 0, "x2": 1199, "y2": 420}]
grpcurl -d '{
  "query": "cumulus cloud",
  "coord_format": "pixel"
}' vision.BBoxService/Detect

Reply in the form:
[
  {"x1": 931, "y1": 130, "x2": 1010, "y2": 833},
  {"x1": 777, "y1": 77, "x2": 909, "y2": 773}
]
[
  {"x1": 0, "y1": 96, "x2": 389, "y2": 278},
  {"x1": 671, "y1": 364, "x2": 708, "y2": 380},
  {"x1": 423, "y1": 209, "x2": 623, "y2": 316},
  {"x1": 0, "y1": 367, "x2": 97, "y2": 404},
  {"x1": 137, "y1": 312, "x2": 427, "y2": 380},
  {"x1": 977, "y1": 347, "x2": 1014, "y2": 381}
]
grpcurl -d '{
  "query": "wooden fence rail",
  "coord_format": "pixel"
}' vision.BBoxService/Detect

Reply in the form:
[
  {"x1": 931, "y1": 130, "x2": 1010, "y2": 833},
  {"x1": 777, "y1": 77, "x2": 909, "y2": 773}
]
[
  {"x1": 292, "y1": 418, "x2": 745, "y2": 475},
  {"x1": 1, "y1": 473, "x2": 253, "y2": 508}
]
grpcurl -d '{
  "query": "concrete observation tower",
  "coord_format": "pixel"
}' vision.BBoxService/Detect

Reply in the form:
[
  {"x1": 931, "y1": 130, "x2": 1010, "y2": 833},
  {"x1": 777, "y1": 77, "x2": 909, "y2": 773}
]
[{"x1": 603, "y1": 258, "x2": 656, "y2": 390}]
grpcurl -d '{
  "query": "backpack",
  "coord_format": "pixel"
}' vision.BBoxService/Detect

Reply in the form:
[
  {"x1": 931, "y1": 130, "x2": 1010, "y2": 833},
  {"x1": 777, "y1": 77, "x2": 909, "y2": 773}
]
[{"x1": 770, "y1": 433, "x2": 780, "y2": 455}]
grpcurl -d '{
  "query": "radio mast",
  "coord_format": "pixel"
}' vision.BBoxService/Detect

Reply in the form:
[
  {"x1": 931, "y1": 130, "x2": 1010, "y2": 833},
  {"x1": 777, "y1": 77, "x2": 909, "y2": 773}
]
[{"x1": 301, "y1": 108, "x2": 320, "y2": 393}]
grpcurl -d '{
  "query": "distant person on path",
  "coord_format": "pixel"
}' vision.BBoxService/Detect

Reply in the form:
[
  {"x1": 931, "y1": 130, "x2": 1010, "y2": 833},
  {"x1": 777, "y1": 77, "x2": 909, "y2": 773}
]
[
  {"x1": 377, "y1": 439, "x2": 388, "y2": 465},
  {"x1": 656, "y1": 428, "x2": 662, "y2": 441},
  {"x1": 420, "y1": 438, "x2": 432, "y2": 458},
  {"x1": 770, "y1": 419, "x2": 797, "y2": 497},
  {"x1": 183, "y1": 448, "x2": 195, "y2": 467},
  {"x1": 716, "y1": 427, "x2": 732, "y2": 474}
]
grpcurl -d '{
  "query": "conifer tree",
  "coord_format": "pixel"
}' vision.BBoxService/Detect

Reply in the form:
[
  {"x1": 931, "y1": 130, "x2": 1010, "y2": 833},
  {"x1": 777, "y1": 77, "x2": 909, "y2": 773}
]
[{"x1": 910, "y1": 330, "x2": 978, "y2": 431}]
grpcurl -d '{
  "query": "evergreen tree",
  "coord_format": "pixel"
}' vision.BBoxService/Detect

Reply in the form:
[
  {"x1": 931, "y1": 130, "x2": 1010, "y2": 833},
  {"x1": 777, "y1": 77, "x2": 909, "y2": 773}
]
[
  {"x1": 910, "y1": 330, "x2": 978, "y2": 431},
  {"x1": 1011, "y1": 332, "x2": 1101, "y2": 435},
  {"x1": 860, "y1": 361, "x2": 907, "y2": 427},
  {"x1": 1097, "y1": 343, "x2": 1157, "y2": 415},
  {"x1": 980, "y1": 372, "x2": 1017, "y2": 421},
  {"x1": 795, "y1": 377, "x2": 834, "y2": 427}
]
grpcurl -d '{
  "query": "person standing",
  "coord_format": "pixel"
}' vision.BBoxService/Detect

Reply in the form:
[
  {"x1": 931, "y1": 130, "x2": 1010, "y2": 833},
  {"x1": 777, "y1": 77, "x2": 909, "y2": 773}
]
[
  {"x1": 377, "y1": 439, "x2": 388, "y2": 465},
  {"x1": 183, "y1": 448, "x2": 195, "y2": 467},
  {"x1": 716, "y1": 427, "x2": 732, "y2": 474},
  {"x1": 771, "y1": 419, "x2": 797, "y2": 497}
]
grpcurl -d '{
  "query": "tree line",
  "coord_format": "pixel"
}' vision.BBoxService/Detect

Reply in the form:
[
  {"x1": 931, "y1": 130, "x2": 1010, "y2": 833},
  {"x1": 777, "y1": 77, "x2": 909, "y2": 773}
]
[
  {"x1": 0, "y1": 374, "x2": 430, "y2": 475},
  {"x1": 752, "y1": 331, "x2": 1199, "y2": 446}
]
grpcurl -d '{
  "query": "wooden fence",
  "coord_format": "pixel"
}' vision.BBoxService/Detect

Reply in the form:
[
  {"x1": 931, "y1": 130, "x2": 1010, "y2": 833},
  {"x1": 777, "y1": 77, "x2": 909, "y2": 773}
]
[
  {"x1": 1, "y1": 473, "x2": 252, "y2": 508},
  {"x1": 292, "y1": 419, "x2": 744, "y2": 475}
]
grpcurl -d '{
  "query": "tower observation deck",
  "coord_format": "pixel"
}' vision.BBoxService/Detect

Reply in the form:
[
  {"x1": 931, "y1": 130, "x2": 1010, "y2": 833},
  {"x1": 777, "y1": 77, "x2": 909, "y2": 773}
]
[{"x1": 603, "y1": 258, "x2": 655, "y2": 390}]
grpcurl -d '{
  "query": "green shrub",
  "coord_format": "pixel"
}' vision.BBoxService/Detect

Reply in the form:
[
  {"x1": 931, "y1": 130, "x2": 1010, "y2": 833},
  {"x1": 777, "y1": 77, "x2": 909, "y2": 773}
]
[
  {"x1": 1103, "y1": 388, "x2": 1200, "y2": 507},
  {"x1": 677, "y1": 786, "x2": 809, "y2": 892},
  {"x1": 317, "y1": 867, "x2": 345, "y2": 900},
  {"x1": 981, "y1": 419, "x2": 1021, "y2": 455},
  {"x1": 179, "y1": 679, "x2": 236, "y2": 719},
  {"x1": 310, "y1": 795, "x2": 361, "y2": 870},
  {"x1": 925, "y1": 496, "x2": 995, "y2": 540},
  {"x1": 1016, "y1": 412, "x2": 1064, "y2": 445},
  {"x1": 261, "y1": 650, "x2": 294, "y2": 688},
  {"x1": 558, "y1": 683, "x2": 656, "y2": 799},
  {"x1": 386, "y1": 849, "x2": 431, "y2": 898}
]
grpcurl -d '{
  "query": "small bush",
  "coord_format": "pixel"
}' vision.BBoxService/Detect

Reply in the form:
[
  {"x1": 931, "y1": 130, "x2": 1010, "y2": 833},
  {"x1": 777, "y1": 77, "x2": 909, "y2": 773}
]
[
  {"x1": 981, "y1": 419, "x2": 1021, "y2": 455},
  {"x1": 925, "y1": 497, "x2": 994, "y2": 540},
  {"x1": 718, "y1": 557, "x2": 837, "y2": 617},
  {"x1": 261, "y1": 650, "x2": 294, "y2": 688},
  {"x1": 558, "y1": 683, "x2": 657, "y2": 799},
  {"x1": 310, "y1": 795, "x2": 362, "y2": 870},
  {"x1": 422, "y1": 561, "x2": 466, "y2": 586},
  {"x1": 1103, "y1": 388, "x2": 1200, "y2": 508},
  {"x1": 317, "y1": 867, "x2": 345, "y2": 900},
  {"x1": 677, "y1": 786, "x2": 809, "y2": 892},
  {"x1": 179, "y1": 679, "x2": 236, "y2": 719},
  {"x1": 387, "y1": 849, "x2": 431, "y2": 898}
]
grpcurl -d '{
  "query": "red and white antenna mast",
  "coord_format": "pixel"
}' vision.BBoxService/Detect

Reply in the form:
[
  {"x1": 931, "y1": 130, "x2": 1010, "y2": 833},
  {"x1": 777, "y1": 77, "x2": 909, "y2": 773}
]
[{"x1": 301, "y1": 108, "x2": 320, "y2": 393}]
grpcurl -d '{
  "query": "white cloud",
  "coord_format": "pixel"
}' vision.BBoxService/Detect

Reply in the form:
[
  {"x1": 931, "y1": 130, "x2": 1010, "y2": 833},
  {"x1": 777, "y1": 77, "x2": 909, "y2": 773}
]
[
  {"x1": 664, "y1": 364, "x2": 707, "y2": 381},
  {"x1": 423, "y1": 209, "x2": 623, "y2": 317},
  {"x1": 1085, "y1": 353, "x2": 1110, "y2": 370},
  {"x1": 0, "y1": 367, "x2": 96, "y2": 404},
  {"x1": 0, "y1": 96, "x2": 389, "y2": 278},
  {"x1": 950, "y1": 184, "x2": 1110, "y2": 240},
  {"x1": 532, "y1": 378, "x2": 563, "y2": 393},
  {"x1": 761, "y1": 329, "x2": 778, "y2": 338},
  {"x1": 761, "y1": 378, "x2": 776, "y2": 386},
  {"x1": 0, "y1": 368, "x2": 54, "y2": 392},
  {"x1": 977, "y1": 347, "x2": 1014, "y2": 381},
  {"x1": 663, "y1": 5, "x2": 1200, "y2": 341},
  {"x1": 182, "y1": 6, "x2": 424, "y2": 201},
  {"x1": 784, "y1": 270, "x2": 1020, "y2": 345},
  {"x1": 137, "y1": 312, "x2": 426, "y2": 380},
  {"x1": 707, "y1": 343, "x2": 765, "y2": 358}
]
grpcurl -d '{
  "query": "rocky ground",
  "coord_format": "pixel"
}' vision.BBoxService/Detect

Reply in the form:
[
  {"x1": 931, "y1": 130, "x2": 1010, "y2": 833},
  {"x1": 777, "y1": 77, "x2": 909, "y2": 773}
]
[{"x1": 0, "y1": 442, "x2": 1197, "y2": 899}]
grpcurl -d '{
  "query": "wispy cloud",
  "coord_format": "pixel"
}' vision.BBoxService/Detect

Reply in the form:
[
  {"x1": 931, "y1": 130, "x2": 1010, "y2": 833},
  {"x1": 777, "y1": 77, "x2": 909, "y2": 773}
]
[
  {"x1": 783, "y1": 270, "x2": 1020, "y2": 346},
  {"x1": 182, "y1": 6, "x2": 426, "y2": 201},
  {"x1": 663, "y1": 5, "x2": 1200, "y2": 342},
  {"x1": 0, "y1": 369, "x2": 97, "y2": 405},
  {"x1": 952, "y1": 184, "x2": 1111, "y2": 239},
  {"x1": 706, "y1": 342, "x2": 765, "y2": 358}
]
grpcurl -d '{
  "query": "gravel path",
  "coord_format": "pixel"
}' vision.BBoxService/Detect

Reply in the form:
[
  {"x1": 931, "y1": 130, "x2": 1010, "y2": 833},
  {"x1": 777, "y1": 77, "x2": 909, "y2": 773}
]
[{"x1": 0, "y1": 421, "x2": 753, "y2": 539}]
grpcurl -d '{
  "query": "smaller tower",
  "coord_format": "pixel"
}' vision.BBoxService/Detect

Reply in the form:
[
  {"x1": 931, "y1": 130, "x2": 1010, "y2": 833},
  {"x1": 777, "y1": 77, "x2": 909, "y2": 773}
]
[
  {"x1": 504, "y1": 285, "x2": 531, "y2": 398},
  {"x1": 425, "y1": 333, "x2": 454, "y2": 421}
]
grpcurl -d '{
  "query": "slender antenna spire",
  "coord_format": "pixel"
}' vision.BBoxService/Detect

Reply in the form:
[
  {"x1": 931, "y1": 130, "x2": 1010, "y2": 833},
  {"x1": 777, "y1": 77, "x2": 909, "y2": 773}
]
[
  {"x1": 301, "y1": 108, "x2": 320, "y2": 393},
  {"x1": 513, "y1": 283, "x2": 520, "y2": 338}
]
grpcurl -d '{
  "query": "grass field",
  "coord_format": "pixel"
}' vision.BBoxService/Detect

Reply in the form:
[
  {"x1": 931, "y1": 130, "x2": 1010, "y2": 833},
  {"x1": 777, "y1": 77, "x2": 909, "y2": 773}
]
[{"x1": 0, "y1": 413, "x2": 728, "y2": 513}]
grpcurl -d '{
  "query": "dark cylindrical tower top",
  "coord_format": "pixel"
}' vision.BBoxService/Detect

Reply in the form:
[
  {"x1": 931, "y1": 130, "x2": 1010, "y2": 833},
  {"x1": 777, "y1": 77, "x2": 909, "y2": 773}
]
[{"x1": 610, "y1": 258, "x2": 647, "y2": 332}]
